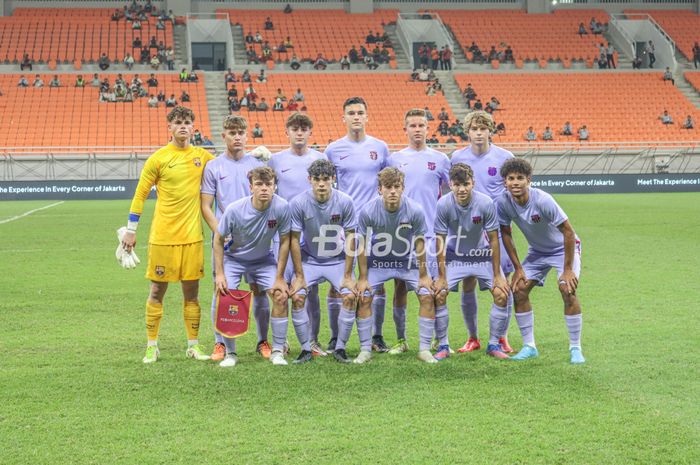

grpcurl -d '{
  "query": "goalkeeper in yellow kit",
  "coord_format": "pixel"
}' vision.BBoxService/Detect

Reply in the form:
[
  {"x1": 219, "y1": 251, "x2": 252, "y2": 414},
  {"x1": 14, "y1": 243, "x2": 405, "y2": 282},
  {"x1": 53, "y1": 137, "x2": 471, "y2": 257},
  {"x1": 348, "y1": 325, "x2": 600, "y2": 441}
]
[{"x1": 120, "y1": 106, "x2": 215, "y2": 363}]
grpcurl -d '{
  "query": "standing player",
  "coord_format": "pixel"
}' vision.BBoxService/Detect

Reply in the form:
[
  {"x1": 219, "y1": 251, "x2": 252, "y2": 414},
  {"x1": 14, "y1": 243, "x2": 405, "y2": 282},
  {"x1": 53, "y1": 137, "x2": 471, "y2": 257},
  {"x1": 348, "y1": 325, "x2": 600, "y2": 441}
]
[
  {"x1": 450, "y1": 110, "x2": 515, "y2": 354},
  {"x1": 288, "y1": 159, "x2": 358, "y2": 363},
  {"x1": 497, "y1": 159, "x2": 585, "y2": 364},
  {"x1": 386, "y1": 108, "x2": 449, "y2": 355},
  {"x1": 120, "y1": 106, "x2": 214, "y2": 364},
  {"x1": 201, "y1": 115, "x2": 272, "y2": 362},
  {"x1": 268, "y1": 113, "x2": 327, "y2": 356},
  {"x1": 433, "y1": 163, "x2": 511, "y2": 360},
  {"x1": 213, "y1": 166, "x2": 310, "y2": 366},
  {"x1": 325, "y1": 97, "x2": 390, "y2": 352},
  {"x1": 340, "y1": 167, "x2": 436, "y2": 364}
]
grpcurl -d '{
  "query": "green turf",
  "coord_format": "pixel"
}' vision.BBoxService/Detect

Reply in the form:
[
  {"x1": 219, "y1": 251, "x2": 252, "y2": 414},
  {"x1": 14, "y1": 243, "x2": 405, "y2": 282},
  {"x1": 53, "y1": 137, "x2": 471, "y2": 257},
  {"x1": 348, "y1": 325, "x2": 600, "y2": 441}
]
[{"x1": 0, "y1": 194, "x2": 698, "y2": 464}]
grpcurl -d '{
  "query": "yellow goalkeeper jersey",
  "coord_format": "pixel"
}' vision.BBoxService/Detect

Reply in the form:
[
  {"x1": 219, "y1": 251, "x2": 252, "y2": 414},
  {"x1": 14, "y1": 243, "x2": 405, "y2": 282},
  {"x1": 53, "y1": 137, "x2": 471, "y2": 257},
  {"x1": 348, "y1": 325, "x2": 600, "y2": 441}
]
[{"x1": 129, "y1": 143, "x2": 215, "y2": 245}]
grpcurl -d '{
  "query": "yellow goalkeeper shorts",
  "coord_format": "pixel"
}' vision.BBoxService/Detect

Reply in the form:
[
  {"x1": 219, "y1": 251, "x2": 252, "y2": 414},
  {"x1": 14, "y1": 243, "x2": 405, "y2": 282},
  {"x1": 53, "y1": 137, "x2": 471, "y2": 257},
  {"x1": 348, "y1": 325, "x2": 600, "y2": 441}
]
[{"x1": 146, "y1": 242, "x2": 204, "y2": 282}]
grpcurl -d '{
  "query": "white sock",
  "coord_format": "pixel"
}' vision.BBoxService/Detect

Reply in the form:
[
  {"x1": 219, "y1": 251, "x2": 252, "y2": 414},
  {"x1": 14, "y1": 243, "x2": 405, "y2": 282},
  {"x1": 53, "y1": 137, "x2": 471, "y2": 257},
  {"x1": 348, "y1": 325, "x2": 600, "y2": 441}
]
[
  {"x1": 327, "y1": 297, "x2": 342, "y2": 339},
  {"x1": 372, "y1": 295, "x2": 386, "y2": 337},
  {"x1": 488, "y1": 304, "x2": 508, "y2": 346},
  {"x1": 187, "y1": 339, "x2": 198, "y2": 347},
  {"x1": 515, "y1": 311, "x2": 535, "y2": 347},
  {"x1": 147, "y1": 340, "x2": 158, "y2": 347},
  {"x1": 434, "y1": 305, "x2": 449, "y2": 346},
  {"x1": 565, "y1": 313, "x2": 582, "y2": 349}
]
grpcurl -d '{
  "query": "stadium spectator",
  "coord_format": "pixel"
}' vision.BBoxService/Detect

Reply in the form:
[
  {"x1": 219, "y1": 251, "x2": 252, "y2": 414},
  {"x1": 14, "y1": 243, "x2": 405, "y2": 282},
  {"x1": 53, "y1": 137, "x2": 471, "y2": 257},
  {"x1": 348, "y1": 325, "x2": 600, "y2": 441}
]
[
  {"x1": 364, "y1": 55, "x2": 378, "y2": 70},
  {"x1": 287, "y1": 99, "x2": 299, "y2": 111},
  {"x1": 264, "y1": 16, "x2": 274, "y2": 30},
  {"x1": 140, "y1": 46, "x2": 150, "y2": 64},
  {"x1": 442, "y1": 45, "x2": 453, "y2": 70},
  {"x1": 418, "y1": 43, "x2": 429, "y2": 66},
  {"x1": 284, "y1": 3, "x2": 293, "y2": 13},
  {"x1": 488, "y1": 45, "x2": 499, "y2": 62},
  {"x1": 33, "y1": 75, "x2": 44, "y2": 88},
  {"x1": 682, "y1": 115, "x2": 694, "y2": 129},
  {"x1": 427, "y1": 134, "x2": 440, "y2": 145},
  {"x1": 258, "y1": 98, "x2": 269, "y2": 111},
  {"x1": 348, "y1": 46, "x2": 359, "y2": 64},
  {"x1": 340, "y1": 55, "x2": 351, "y2": 70},
  {"x1": 202, "y1": 136, "x2": 214, "y2": 148},
  {"x1": 275, "y1": 88, "x2": 287, "y2": 101},
  {"x1": 156, "y1": 18, "x2": 165, "y2": 30},
  {"x1": 157, "y1": 90, "x2": 165, "y2": 101},
  {"x1": 180, "y1": 90, "x2": 190, "y2": 103},
  {"x1": 261, "y1": 42, "x2": 272, "y2": 61},
  {"x1": 366, "y1": 31, "x2": 376, "y2": 44},
  {"x1": 438, "y1": 120, "x2": 449, "y2": 136},
  {"x1": 426, "y1": 82, "x2": 436, "y2": 96},
  {"x1": 578, "y1": 125, "x2": 589, "y2": 140},
  {"x1": 437, "y1": 107, "x2": 449, "y2": 121},
  {"x1": 424, "y1": 107, "x2": 434, "y2": 121},
  {"x1": 504, "y1": 45, "x2": 514, "y2": 63},
  {"x1": 75, "y1": 75, "x2": 85, "y2": 87},
  {"x1": 496, "y1": 121, "x2": 506, "y2": 135},
  {"x1": 659, "y1": 110, "x2": 673, "y2": 124},
  {"x1": 488, "y1": 97, "x2": 500, "y2": 111},
  {"x1": 192, "y1": 129, "x2": 203, "y2": 146},
  {"x1": 124, "y1": 53, "x2": 135, "y2": 70},
  {"x1": 252, "y1": 123, "x2": 263, "y2": 139},
  {"x1": 245, "y1": 31, "x2": 254, "y2": 43},
  {"x1": 290, "y1": 54, "x2": 301, "y2": 70},
  {"x1": 543, "y1": 127, "x2": 554, "y2": 141},
  {"x1": 254, "y1": 31, "x2": 263, "y2": 44},
  {"x1": 284, "y1": 36, "x2": 294, "y2": 49},
  {"x1": 646, "y1": 40, "x2": 656, "y2": 68},
  {"x1": 469, "y1": 42, "x2": 484, "y2": 64},
  {"x1": 379, "y1": 47, "x2": 390, "y2": 64},
  {"x1": 525, "y1": 127, "x2": 537, "y2": 141},
  {"x1": 663, "y1": 68, "x2": 675, "y2": 85},
  {"x1": 273, "y1": 98, "x2": 284, "y2": 111},
  {"x1": 149, "y1": 36, "x2": 158, "y2": 49},
  {"x1": 99, "y1": 53, "x2": 111, "y2": 70},
  {"x1": 473, "y1": 99, "x2": 483, "y2": 110},
  {"x1": 49, "y1": 75, "x2": 61, "y2": 88},
  {"x1": 245, "y1": 84, "x2": 258, "y2": 101},
  {"x1": 693, "y1": 42, "x2": 700, "y2": 69},
  {"x1": 150, "y1": 55, "x2": 161, "y2": 70},
  {"x1": 445, "y1": 135, "x2": 457, "y2": 144},
  {"x1": 464, "y1": 83, "x2": 477, "y2": 102},
  {"x1": 227, "y1": 86, "x2": 238, "y2": 99},
  {"x1": 179, "y1": 69, "x2": 188, "y2": 82},
  {"x1": 229, "y1": 97, "x2": 241, "y2": 112},
  {"x1": 225, "y1": 69, "x2": 236, "y2": 83},
  {"x1": 293, "y1": 88, "x2": 304, "y2": 102},
  {"x1": 606, "y1": 43, "x2": 616, "y2": 69},
  {"x1": 314, "y1": 54, "x2": 328, "y2": 70},
  {"x1": 633, "y1": 55, "x2": 642, "y2": 70},
  {"x1": 241, "y1": 69, "x2": 252, "y2": 83},
  {"x1": 561, "y1": 121, "x2": 573, "y2": 136},
  {"x1": 245, "y1": 47, "x2": 257, "y2": 63},
  {"x1": 165, "y1": 47, "x2": 175, "y2": 70},
  {"x1": 578, "y1": 22, "x2": 588, "y2": 37},
  {"x1": 147, "y1": 74, "x2": 158, "y2": 87},
  {"x1": 20, "y1": 53, "x2": 32, "y2": 71},
  {"x1": 133, "y1": 37, "x2": 142, "y2": 48},
  {"x1": 132, "y1": 19, "x2": 142, "y2": 30},
  {"x1": 112, "y1": 9, "x2": 121, "y2": 21},
  {"x1": 431, "y1": 47, "x2": 440, "y2": 70},
  {"x1": 17, "y1": 75, "x2": 29, "y2": 87},
  {"x1": 256, "y1": 70, "x2": 267, "y2": 83},
  {"x1": 91, "y1": 73, "x2": 101, "y2": 87},
  {"x1": 428, "y1": 69, "x2": 437, "y2": 82}
]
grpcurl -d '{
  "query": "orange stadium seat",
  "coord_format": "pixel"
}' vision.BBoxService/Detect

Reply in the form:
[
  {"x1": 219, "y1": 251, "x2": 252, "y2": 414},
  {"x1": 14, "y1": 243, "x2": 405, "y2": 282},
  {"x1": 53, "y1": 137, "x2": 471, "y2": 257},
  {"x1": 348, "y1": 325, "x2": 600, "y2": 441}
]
[
  {"x1": 626, "y1": 10, "x2": 700, "y2": 61},
  {"x1": 684, "y1": 72, "x2": 700, "y2": 93},
  {"x1": 443, "y1": 9, "x2": 610, "y2": 65},
  {"x1": 226, "y1": 73, "x2": 455, "y2": 145},
  {"x1": 218, "y1": 9, "x2": 398, "y2": 62},
  {"x1": 453, "y1": 72, "x2": 700, "y2": 143},
  {"x1": 0, "y1": 74, "x2": 210, "y2": 149}
]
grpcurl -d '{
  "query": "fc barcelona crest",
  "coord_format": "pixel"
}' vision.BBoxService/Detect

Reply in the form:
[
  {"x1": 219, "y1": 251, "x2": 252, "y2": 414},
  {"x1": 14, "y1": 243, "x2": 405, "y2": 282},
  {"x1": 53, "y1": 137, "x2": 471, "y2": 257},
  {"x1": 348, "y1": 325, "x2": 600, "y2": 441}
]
[
  {"x1": 155, "y1": 265, "x2": 165, "y2": 277},
  {"x1": 267, "y1": 219, "x2": 278, "y2": 228},
  {"x1": 472, "y1": 216, "x2": 482, "y2": 224},
  {"x1": 427, "y1": 162, "x2": 436, "y2": 171},
  {"x1": 193, "y1": 157, "x2": 202, "y2": 167},
  {"x1": 531, "y1": 214, "x2": 541, "y2": 223},
  {"x1": 488, "y1": 166, "x2": 498, "y2": 176},
  {"x1": 369, "y1": 151, "x2": 378, "y2": 160},
  {"x1": 228, "y1": 304, "x2": 240, "y2": 316}
]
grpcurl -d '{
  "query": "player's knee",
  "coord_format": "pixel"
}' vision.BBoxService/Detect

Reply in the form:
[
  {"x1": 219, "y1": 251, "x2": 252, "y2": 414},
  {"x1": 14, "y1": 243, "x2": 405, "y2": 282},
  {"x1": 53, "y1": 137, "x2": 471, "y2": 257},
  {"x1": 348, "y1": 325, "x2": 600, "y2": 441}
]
[
  {"x1": 291, "y1": 294, "x2": 306, "y2": 309},
  {"x1": 329, "y1": 288, "x2": 342, "y2": 298},
  {"x1": 148, "y1": 282, "x2": 167, "y2": 302},
  {"x1": 417, "y1": 294, "x2": 433, "y2": 306},
  {"x1": 435, "y1": 291, "x2": 447, "y2": 306},
  {"x1": 341, "y1": 294, "x2": 355, "y2": 309},
  {"x1": 492, "y1": 288, "x2": 507, "y2": 307}
]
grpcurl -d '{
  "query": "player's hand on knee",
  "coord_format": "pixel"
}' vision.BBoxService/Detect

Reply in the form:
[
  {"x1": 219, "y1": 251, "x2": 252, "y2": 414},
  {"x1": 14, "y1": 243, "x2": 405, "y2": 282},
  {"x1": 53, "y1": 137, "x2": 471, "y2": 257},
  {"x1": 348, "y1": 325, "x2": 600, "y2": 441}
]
[
  {"x1": 340, "y1": 277, "x2": 358, "y2": 297},
  {"x1": 432, "y1": 276, "x2": 448, "y2": 295},
  {"x1": 215, "y1": 275, "x2": 228, "y2": 295},
  {"x1": 558, "y1": 270, "x2": 578, "y2": 295},
  {"x1": 418, "y1": 276, "x2": 434, "y2": 295},
  {"x1": 493, "y1": 273, "x2": 510, "y2": 296},
  {"x1": 289, "y1": 276, "x2": 307, "y2": 296},
  {"x1": 511, "y1": 268, "x2": 527, "y2": 290},
  {"x1": 270, "y1": 277, "x2": 290, "y2": 300}
]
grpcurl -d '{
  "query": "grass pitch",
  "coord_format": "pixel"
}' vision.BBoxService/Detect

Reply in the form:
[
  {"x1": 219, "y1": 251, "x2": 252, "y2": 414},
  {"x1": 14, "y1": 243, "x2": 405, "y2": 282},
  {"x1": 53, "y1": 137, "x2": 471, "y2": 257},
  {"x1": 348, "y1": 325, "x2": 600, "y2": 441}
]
[{"x1": 0, "y1": 194, "x2": 698, "y2": 464}]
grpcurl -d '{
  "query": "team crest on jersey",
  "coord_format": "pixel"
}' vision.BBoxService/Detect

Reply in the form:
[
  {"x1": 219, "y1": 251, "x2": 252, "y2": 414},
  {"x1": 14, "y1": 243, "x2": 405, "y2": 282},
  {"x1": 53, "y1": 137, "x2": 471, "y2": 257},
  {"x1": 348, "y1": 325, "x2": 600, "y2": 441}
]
[
  {"x1": 193, "y1": 157, "x2": 202, "y2": 167},
  {"x1": 488, "y1": 166, "x2": 498, "y2": 176},
  {"x1": 155, "y1": 266, "x2": 165, "y2": 277},
  {"x1": 267, "y1": 219, "x2": 278, "y2": 229},
  {"x1": 369, "y1": 151, "x2": 378, "y2": 160},
  {"x1": 472, "y1": 215, "x2": 482, "y2": 224},
  {"x1": 531, "y1": 214, "x2": 541, "y2": 223},
  {"x1": 331, "y1": 214, "x2": 341, "y2": 223},
  {"x1": 427, "y1": 162, "x2": 436, "y2": 171},
  {"x1": 228, "y1": 304, "x2": 240, "y2": 316}
]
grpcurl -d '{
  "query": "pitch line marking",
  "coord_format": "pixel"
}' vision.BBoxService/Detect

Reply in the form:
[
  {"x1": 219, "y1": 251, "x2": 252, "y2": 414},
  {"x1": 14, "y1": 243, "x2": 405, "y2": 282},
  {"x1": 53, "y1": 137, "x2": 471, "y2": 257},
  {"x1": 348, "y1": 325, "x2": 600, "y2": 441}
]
[{"x1": 0, "y1": 201, "x2": 65, "y2": 225}]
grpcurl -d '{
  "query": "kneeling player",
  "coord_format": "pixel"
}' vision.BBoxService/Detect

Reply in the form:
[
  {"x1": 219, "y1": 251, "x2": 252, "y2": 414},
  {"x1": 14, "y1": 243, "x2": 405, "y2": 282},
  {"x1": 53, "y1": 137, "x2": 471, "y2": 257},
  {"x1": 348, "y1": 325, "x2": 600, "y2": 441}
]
[
  {"x1": 288, "y1": 160, "x2": 358, "y2": 363},
  {"x1": 350, "y1": 167, "x2": 436, "y2": 364},
  {"x1": 433, "y1": 163, "x2": 511, "y2": 360},
  {"x1": 497, "y1": 159, "x2": 585, "y2": 364},
  {"x1": 213, "y1": 167, "x2": 309, "y2": 366}
]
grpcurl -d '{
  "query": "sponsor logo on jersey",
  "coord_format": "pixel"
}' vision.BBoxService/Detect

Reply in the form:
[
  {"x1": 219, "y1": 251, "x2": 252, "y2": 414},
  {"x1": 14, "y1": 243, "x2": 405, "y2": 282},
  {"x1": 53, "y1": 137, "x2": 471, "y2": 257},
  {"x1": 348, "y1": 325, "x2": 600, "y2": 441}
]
[
  {"x1": 472, "y1": 215, "x2": 482, "y2": 224},
  {"x1": 488, "y1": 166, "x2": 498, "y2": 176},
  {"x1": 267, "y1": 219, "x2": 278, "y2": 228},
  {"x1": 427, "y1": 162, "x2": 436, "y2": 171},
  {"x1": 531, "y1": 214, "x2": 541, "y2": 223},
  {"x1": 193, "y1": 157, "x2": 202, "y2": 167},
  {"x1": 331, "y1": 214, "x2": 341, "y2": 223},
  {"x1": 155, "y1": 265, "x2": 165, "y2": 277},
  {"x1": 369, "y1": 151, "x2": 378, "y2": 160}
]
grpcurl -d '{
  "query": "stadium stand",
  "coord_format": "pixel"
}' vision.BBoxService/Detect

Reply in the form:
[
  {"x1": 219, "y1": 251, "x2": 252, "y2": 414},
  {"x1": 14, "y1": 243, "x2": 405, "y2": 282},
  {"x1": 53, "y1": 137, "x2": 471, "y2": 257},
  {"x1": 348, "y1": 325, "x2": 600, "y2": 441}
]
[
  {"x1": 0, "y1": 73, "x2": 209, "y2": 148},
  {"x1": 454, "y1": 72, "x2": 700, "y2": 142},
  {"x1": 1, "y1": 8, "x2": 172, "y2": 65},
  {"x1": 219, "y1": 9, "x2": 398, "y2": 63},
  {"x1": 443, "y1": 9, "x2": 612, "y2": 67},
  {"x1": 625, "y1": 10, "x2": 700, "y2": 62},
  {"x1": 685, "y1": 72, "x2": 700, "y2": 93},
  {"x1": 226, "y1": 73, "x2": 454, "y2": 145}
]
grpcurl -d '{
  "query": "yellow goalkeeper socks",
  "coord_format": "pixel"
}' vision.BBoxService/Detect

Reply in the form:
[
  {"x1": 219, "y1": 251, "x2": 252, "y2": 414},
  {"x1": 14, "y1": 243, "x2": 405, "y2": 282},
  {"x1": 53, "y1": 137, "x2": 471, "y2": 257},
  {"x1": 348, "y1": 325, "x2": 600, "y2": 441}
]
[
  {"x1": 145, "y1": 302, "x2": 164, "y2": 341},
  {"x1": 183, "y1": 301, "x2": 201, "y2": 341}
]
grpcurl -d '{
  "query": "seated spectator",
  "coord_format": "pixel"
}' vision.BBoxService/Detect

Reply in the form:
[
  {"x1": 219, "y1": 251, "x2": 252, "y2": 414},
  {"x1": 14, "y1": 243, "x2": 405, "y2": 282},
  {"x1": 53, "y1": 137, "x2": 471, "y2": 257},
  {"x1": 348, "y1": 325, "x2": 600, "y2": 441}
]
[
  {"x1": 276, "y1": 41, "x2": 287, "y2": 54},
  {"x1": 293, "y1": 88, "x2": 304, "y2": 102},
  {"x1": 247, "y1": 100, "x2": 257, "y2": 111},
  {"x1": 287, "y1": 98, "x2": 299, "y2": 111},
  {"x1": 682, "y1": 115, "x2": 694, "y2": 129},
  {"x1": 366, "y1": 31, "x2": 376, "y2": 44},
  {"x1": 578, "y1": 22, "x2": 588, "y2": 37},
  {"x1": 156, "y1": 19, "x2": 165, "y2": 30},
  {"x1": 17, "y1": 75, "x2": 29, "y2": 87},
  {"x1": 252, "y1": 123, "x2": 263, "y2": 139},
  {"x1": 147, "y1": 74, "x2": 158, "y2": 87},
  {"x1": 75, "y1": 75, "x2": 85, "y2": 87},
  {"x1": 438, "y1": 120, "x2": 449, "y2": 136},
  {"x1": 188, "y1": 70, "x2": 198, "y2": 82},
  {"x1": 91, "y1": 73, "x2": 101, "y2": 87},
  {"x1": 150, "y1": 55, "x2": 161, "y2": 70},
  {"x1": 241, "y1": 96, "x2": 250, "y2": 109},
  {"x1": 504, "y1": 46, "x2": 514, "y2": 63},
  {"x1": 100, "y1": 90, "x2": 117, "y2": 103},
  {"x1": 273, "y1": 98, "x2": 284, "y2": 111},
  {"x1": 20, "y1": 53, "x2": 32, "y2": 71},
  {"x1": 246, "y1": 46, "x2": 258, "y2": 64},
  {"x1": 264, "y1": 16, "x2": 274, "y2": 30},
  {"x1": 364, "y1": 55, "x2": 378, "y2": 70},
  {"x1": 487, "y1": 45, "x2": 499, "y2": 62},
  {"x1": 290, "y1": 54, "x2": 301, "y2": 70},
  {"x1": 132, "y1": 74, "x2": 142, "y2": 87},
  {"x1": 496, "y1": 122, "x2": 506, "y2": 134},
  {"x1": 284, "y1": 36, "x2": 294, "y2": 49},
  {"x1": 424, "y1": 107, "x2": 434, "y2": 121},
  {"x1": 115, "y1": 73, "x2": 126, "y2": 87},
  {"x1": 124, "y1": 53, "x2": 135, "y2": 70},
  {"x1": 33, "y1": 75, "x2": 44, "y2": 88},
  {"x1": 225, "y1": 69, "x2": 236, "y2": 83},
  {"x1": 426, "y1": 83, "x2": 436, "y2": 97},
  {"x1": 427, "y1": 134, "x2": 440, "y2": 145},
  {"x1": 245, "y1": 31, "x2": 254, "y2": 43},
  {"x1": 258, "y1": 98, "x2": 269, "y2": 111},
  {"x1": 112, "y1": 10, "x2": 121, "y2": 21},
  {"x1": 245, "y1": 84, "x2": 258, "y2": 99},
  {"x1": 193, "y1": 130, "x2": 203, "y2": 145},
  {"x1": 473, "y1": 99, "x2": 483, "y2": 111},
  {"x1": 133, "y1": 37, "x2": 142, "y2": 48},
  {"x1": 418, "y1": 67, "x2": 429, "y2": 82},
  {"x1": 314, "y1": 54, "x2": 327, "y2": 70},
  {"x1": 256, "y1": 70, "x2": 267, "y2": 83},
  {"x1": 543, "y1": 127, "x2": 553, "y2": 141},
  {"x1": 99, "y1": 53, "x2": 111, "y2": 71},
  {"x1": 49, "y1": 75, "x2": 61, "y2": 88},
  {"x1": 254, "y1": 31, "x2": 263, "y2": 44},
  {"x1": 525, "y1": 127, "x2": 537, "y2": 141},
  {"x1": 124, "y1": 90, "x2": 134, "y2": 102},
  {"x1": 100, "y1": 78, "x2": 111, "y2": 92},
  {"x1": 115, "y1": 83, "x2": 127, "y2": 98},
  {"x1": 340, "y1": 55, "x2": 351, "y2": 70},
  {"x1": 262, "y1": 43, "x2": 272, "y2": 61},
  {"x1": 349, "y1": 46, "x2": 359, "y2": 64},
  {"x1": 578, "y1": 125, "x2": 589, "y2": 140},
  {"x1": 202, "y1": 136, "x2": 214, "y2": 147},
  {"x1": 663, "y1": 68, "x2": 675, "y2": 85},
  {"x1": 229, "y1": 98, "x2": 241, "y2": 112},
  {"x1": 659, "y1": 110, "x2": 673, "y2": 124},
  {"x1": 445, "y1": 135, "x2": 457, "y2": 145},
  {"x1": 561, "y1": 121, "x2": 573, "y2": 135},
  {"x1": 132, "y1": 19, "x2": 142, "y2": 30},
  {"x1": 180, "y1": 90, "x2": 190, "y2": 102},
  {"x1": 427, "y1": 69, "x2": 436, "y2": 82},
  {"x1": 157, "y1": 90, "x2": 166, "y2": 101},
  {"x1": 241, "y1": 69, "x2": 252, "y2": 82},
  {"x1": 464, "y1": 83, "x2": 477, "y2": 101},
  {"x1": 228, "y1": 86, "x2": 238, "y2": 99},
  {"x1": 284, "y1": 3, "x2": 292, "y2": 14},
  {"x1": 149, "y1": 36, "x2": 158, "y2": 49},
  {"x1": 488, "y1": 97, "x2": 500, "y2": 111},
  {"x1": 140, "y1": 46, "x2": 150, "y2": 64}
]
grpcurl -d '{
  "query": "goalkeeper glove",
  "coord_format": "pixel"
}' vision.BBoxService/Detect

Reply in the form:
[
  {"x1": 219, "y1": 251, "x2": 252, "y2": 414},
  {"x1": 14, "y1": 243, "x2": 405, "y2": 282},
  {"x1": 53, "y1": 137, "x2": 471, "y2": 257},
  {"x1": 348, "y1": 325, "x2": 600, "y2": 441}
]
[
  {"x1": 116, "y1": 227, "x2": 141, "y2": 269},
  {"x1": 250, "y1": 145, "x2": 272, "y2": 162}
]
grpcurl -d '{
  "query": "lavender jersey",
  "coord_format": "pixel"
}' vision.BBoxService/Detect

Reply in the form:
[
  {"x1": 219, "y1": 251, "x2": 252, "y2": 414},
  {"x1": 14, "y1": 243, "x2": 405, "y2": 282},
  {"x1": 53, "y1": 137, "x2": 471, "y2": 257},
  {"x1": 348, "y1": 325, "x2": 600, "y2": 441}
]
[
  {"x1": 388, "y1": 147, "x2": 449, "y2": 237},
  {"x1": 497, "y1": 187, "x2": 576, "y2": 255},
  {"x1": 268, "y1": 148, "x2": 326, "y2": 201},
  {"x1": 451, "y1": 144, "x2": 514, "y2": 200},
  {"x1": 325, "y1": 135, "x2": 389, "y2": 212},
  {"x1": 218, "y1": 194, "x2": 290, "y2": 262},
  {"x1": 201, "y1": 153, "x2": 264, "y2": 218},
  {"x1": 358, "y1": 196, "x2": 427, "y2": 266},
  {"x1": 290, "y1": 189, "x2": 356, "y2": 265},
  {"x1": 434, "y1": 191, "x2": 498, "y2": 261}
]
